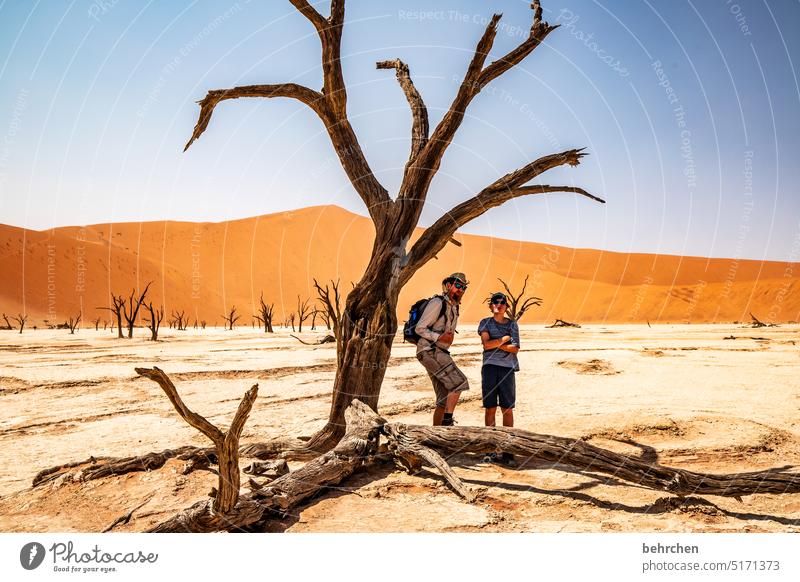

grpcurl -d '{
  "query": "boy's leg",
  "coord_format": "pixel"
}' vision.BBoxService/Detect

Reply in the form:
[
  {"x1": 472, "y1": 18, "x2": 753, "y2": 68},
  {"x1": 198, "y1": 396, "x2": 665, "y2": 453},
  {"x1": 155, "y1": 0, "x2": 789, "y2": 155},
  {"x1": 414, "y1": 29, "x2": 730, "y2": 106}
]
[
  {"x1": 485, "y1": 406, "x2": 498, "y2": 426},
  {"x1": 501, "y1": 407, "x2": 514, "y2": 427}
]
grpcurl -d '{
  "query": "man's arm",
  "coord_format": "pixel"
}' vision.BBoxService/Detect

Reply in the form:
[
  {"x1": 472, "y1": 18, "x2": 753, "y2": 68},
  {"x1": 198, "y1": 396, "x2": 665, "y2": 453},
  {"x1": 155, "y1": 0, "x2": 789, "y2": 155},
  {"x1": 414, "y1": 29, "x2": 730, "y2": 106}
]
[{"x1": 415, "y1": 297, "x2": 444, "y2": 343}]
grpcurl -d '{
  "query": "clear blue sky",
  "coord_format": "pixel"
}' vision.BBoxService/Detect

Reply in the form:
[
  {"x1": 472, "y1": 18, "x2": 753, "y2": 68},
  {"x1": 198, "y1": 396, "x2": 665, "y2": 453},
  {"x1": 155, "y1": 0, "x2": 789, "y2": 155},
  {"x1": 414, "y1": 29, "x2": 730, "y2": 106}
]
[{"x1": 1, "y1": 0, "x2": 798, "y2": 261}]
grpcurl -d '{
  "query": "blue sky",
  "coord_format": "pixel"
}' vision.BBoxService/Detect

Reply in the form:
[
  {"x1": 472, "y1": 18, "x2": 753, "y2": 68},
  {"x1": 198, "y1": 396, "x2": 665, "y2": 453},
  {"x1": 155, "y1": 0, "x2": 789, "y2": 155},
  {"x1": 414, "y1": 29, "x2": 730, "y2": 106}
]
[{"x1": 0, "y1": 0, "x2": 798, "y2": 261}]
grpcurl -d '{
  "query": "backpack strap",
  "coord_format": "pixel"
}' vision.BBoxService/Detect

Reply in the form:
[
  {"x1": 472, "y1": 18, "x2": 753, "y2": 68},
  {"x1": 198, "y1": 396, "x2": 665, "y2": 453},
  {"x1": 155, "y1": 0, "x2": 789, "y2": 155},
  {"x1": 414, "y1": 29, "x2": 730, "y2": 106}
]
[{"x1": 435, "y1": 294, "x2": 448, "y2": 328}]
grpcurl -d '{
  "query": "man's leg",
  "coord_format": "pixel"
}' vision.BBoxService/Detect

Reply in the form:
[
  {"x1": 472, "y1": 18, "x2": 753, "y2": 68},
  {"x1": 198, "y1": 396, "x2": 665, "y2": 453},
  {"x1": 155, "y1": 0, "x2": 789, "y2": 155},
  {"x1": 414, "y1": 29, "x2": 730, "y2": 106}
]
[
  {"x1": 444, "y1": 389, "x2": 460, "y2": 414},
  {"x1": 484, "y1": 406, "x2": 497, "y2": 427},
  {"x1": 433, "y1": 405, "x2": 445, "y2": 426},
  {"x1": 501, "y1": 407, "x2": 514, "y2": 427}
]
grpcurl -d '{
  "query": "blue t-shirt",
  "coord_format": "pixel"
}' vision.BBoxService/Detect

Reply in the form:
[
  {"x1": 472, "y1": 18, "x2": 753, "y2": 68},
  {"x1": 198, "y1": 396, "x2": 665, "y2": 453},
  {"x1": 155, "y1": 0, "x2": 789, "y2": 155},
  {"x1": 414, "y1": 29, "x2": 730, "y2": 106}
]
[{"x1": 477, "y1": 317, "x2": 520, "y2": 371}]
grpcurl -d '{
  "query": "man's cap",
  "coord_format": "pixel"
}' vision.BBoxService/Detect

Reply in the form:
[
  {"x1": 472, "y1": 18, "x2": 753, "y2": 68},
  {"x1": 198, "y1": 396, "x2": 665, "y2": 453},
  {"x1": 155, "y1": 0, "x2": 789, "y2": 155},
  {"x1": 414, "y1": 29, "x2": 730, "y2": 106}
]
[{"x1": 446, "y1": 272, "x2": 469, "y2": 284}]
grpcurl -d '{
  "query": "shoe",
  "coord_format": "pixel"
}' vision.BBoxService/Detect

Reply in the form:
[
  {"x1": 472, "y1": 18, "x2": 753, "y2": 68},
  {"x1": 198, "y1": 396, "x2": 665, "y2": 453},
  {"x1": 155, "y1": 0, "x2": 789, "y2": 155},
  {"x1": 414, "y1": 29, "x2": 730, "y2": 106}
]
[
  {"x1": 483, "y1": 452, "x2": 498, "y2": 463},
  {"x1": 441, "y1": 416, "x2": 457, "y2": 426},
  {"x1": 501, "y1": 453, "x2": 518, "y2": 468}
]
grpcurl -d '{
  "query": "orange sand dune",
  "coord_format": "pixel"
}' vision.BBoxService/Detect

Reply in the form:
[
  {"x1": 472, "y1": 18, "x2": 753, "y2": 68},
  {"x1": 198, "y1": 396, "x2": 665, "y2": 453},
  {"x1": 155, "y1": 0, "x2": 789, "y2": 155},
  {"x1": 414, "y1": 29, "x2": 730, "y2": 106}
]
[{"x1": 1, "y1": 205, "x2": 798, "y2": 326}]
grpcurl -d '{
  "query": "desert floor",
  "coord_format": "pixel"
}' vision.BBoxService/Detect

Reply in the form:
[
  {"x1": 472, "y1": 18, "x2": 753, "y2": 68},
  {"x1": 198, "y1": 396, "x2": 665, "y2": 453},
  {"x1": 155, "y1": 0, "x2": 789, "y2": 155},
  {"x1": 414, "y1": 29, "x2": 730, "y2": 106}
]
[{"x1": 1, "y1": 323, "x2": 799, "y2": 533}]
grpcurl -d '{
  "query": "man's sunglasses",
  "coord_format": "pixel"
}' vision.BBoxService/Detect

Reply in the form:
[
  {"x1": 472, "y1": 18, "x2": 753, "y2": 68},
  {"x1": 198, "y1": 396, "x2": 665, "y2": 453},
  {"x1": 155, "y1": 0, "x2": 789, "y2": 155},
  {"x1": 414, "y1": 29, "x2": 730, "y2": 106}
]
[
  {"x1": 491, "y1": 298, "x2": 507, "y2": 305},
  {"x1": 453, "y1": 281, "x2": 468, "y2": 290}
]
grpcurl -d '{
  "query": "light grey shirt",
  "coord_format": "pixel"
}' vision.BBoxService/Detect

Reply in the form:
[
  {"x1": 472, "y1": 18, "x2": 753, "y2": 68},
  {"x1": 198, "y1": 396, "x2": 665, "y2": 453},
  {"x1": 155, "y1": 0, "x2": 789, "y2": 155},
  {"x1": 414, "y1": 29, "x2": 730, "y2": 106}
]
[
  {"x1": 477, "y1": 316, "x2": 521, "y2": 371},
  {"x1": 415, "y1": 295, "x2": 459, "y2": 353}
]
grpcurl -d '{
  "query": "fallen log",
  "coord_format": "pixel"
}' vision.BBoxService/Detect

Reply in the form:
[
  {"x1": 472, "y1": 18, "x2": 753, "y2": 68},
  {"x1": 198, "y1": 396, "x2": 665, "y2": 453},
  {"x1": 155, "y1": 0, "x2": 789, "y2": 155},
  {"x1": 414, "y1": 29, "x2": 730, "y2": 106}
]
[
  {"x1": 147, "y1": 399, "x2": 385, "y2": 532},
  {"x1": 384, "y1": 424, "x2": 800, "y2": 497},
  {"x1": 290, "y1": 333, "x2": 336, "y2": 345},
  {"x1": 547, "y1": 318, "x2": 581, "y2": 328},
  {"x1": 33, "y1": 366, "x2": 800, "y2": 532}
]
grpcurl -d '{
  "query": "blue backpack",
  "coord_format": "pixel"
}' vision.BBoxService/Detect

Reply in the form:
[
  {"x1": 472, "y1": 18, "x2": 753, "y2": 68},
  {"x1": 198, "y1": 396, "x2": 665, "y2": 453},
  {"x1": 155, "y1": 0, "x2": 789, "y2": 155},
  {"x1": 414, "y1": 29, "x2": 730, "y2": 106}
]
[{"x1": 403, "y1": 295, "x2": 446, "y2": 344}]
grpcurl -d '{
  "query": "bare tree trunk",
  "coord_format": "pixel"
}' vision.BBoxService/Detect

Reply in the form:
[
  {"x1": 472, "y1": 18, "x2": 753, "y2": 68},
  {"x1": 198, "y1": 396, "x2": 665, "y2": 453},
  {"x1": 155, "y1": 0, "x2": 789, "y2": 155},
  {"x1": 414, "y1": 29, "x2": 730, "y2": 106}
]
[{"x1": 305, "y1": 247, "x2": 400, "y2": 450}]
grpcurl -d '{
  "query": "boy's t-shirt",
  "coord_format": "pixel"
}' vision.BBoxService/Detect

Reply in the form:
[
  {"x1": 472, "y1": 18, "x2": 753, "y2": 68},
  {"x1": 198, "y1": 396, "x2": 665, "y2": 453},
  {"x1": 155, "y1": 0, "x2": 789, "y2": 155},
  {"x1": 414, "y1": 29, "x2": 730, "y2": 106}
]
[{"x1": 477, "y1": 317, "x2": 520, "y2": 371}]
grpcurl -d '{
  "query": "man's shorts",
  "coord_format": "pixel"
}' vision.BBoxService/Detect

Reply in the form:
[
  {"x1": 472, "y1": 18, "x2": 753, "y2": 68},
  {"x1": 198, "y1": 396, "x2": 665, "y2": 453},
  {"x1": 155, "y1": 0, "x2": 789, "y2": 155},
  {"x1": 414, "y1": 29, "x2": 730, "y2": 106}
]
[
  {"x1": 417, "y1": 346, "x2": 469, "y2": 407},
  {"x1": 481, "y1": 364, "x2": 516, "y2": 409}
]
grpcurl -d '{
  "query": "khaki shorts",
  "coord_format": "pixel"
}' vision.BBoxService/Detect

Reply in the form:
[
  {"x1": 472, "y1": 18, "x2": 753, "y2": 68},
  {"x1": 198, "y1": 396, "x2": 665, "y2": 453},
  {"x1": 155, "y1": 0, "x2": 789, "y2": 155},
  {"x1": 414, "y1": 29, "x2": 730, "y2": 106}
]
[{"x1": 417, "y1": 346, "x2": 469, "y2": 407}]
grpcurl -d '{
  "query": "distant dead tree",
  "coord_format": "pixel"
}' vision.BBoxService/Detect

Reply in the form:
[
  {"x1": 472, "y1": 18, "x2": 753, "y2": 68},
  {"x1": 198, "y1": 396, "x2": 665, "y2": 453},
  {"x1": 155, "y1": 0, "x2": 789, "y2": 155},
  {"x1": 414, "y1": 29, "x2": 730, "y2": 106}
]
[
  {"x1": 200, "y1": 320, "x2": 207, "y2": 330},
  {"x1": 144, "y1": 303, "x2": 165, "y2": 341},
  {"x1": 92, "y1": 316, "x2": 102, "y2": 331},
  {"x1": 496, "y1": 275, "x2": 542, "y2": 321},
  {"x1": 222, "y1": 306, "x2": 241, "y2": 331},
  {"x1": 296, "y1": 296, "x2": 312, "y2": 333},
  {"x1": 172, "y1": 309, "x2": 189, "y2": 331},
  {"x1": 103, "y1": 320, "x2": 108, "y2": 331},
  {"x1": 1, "y1": 313, "x2": 14, "y2": 330},
  {"x1": 11, "y1": 314, "x2": 28, "y2": 334},
  {"x1": 122, "y1": 283, "x2": 152, "y2": 338},
  {"x1": 313, "y1": 278, "x2": 342, "y2": 337},
  {"x1": 289, "y1": 313, "x2": 296, "y2": 332},
  {"x1": 99, "y1": 293, "x2": 126, "y2": 339},
  {"x1": 67, "y1": 313, "x2": 81, "y2": 334},
  {"x1": 547, "y1": 318, "x2": 581, "y2": 328},
  {"x1": 749, "y1": 312, "x2": 778, "y2": 328}
]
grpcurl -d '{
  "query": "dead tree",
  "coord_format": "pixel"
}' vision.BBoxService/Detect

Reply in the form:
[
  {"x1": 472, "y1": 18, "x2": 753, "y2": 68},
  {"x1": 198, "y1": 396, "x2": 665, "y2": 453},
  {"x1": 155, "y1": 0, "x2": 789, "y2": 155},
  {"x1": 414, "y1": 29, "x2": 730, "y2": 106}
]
[
  {"x1": 99, "y1": 293, "x2": 126, "y2": 339},
  {"x1": 67, "y1": 313, "x2": 81, "y2": 334},
  {"x1": 1, "y1": 313, "x2": 15, "y2": 330},
  {"x1": 222, "y1": 305, "x2": 241, "y2": 331},
  {"x1": 134, "y1": 367, "x2": 257, "y2": 517},
  {"x1": 547, "y1": 318, "x2": 581, "y2": 328},
  {"x1": 200, "y1": 320, "x2": 207, "y2": 330},
  {"x1": 144, "y1": 303, "x2": 165, "y2": 341},
  {"x1": 749, "y1": 312, "x2": 778, "y2": 328},
  {"x1": 122, "y1": 282, "x2": 152, "y2": 338},
  {"x1": 313, "y1": 278, "x2": 342, "y2": 335},
  {"x1": 497, "y1": 275, "x2": 542, "y2": 321},
  {"x1": 172, "y1": 309, "x2": 188, "y2": 331},
  {"x1": 92, "y1": 316, "x2": 102, "y2": 331},
  {"x1": 295, "y1": 295, "x2": 312, "y2": 333},
  {"x1": 288, "y1": 313, "x2": 296, "y2": 332},
  {"x1": 184, "y1": 0, "x2": 604, "y2": 451},
  {"x1": 11, "y1": 314, "x2": 28, "y2": 334},
  {"x1": 255, "y1": 293, "x2": 275, "y2": 333}
]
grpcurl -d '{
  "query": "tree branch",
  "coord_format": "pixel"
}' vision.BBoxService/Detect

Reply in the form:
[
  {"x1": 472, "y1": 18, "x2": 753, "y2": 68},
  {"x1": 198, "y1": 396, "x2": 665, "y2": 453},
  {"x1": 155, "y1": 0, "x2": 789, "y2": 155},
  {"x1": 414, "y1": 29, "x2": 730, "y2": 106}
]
[
  {"x1": 183, "y1": 84, "x2": 325, "y2": 152},
  {"x1": 477, "y1": 1, "x2": 557, "y2": 88},
  {"x1": 286, "y1": 0, "x2": 327, "y2": 32},
  {"x1": 402, "y1": 150, "x2": 604, "y2": 282},
  {"x1": 135, "y1": 367, "x2": 224, "y2": 444},
  {"x1": 376, "y1": 59, "x2": 429, "y2": 163},
  {"x1": 399, "y1": 2, "x2": 557, "y2": 213},
  {"x1": 184, "y1": 0, "x2": 391, "y2": 223}
]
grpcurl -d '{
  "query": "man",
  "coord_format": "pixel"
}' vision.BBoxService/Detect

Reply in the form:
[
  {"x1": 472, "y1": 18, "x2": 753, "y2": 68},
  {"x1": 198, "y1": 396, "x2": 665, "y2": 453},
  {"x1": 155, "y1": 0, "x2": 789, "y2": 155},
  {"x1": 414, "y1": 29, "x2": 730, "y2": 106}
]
[{"x1": 415, "y1": 272, "x2": 469, "y2": 426}]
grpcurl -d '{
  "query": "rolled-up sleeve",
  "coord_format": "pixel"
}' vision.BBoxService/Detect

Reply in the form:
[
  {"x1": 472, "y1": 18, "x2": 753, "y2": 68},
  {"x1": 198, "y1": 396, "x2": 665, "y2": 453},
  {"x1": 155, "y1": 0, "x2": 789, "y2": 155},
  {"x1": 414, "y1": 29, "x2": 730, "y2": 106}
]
[{"x1": 415, "y1": 298, "x2": 443, "y2": 343}]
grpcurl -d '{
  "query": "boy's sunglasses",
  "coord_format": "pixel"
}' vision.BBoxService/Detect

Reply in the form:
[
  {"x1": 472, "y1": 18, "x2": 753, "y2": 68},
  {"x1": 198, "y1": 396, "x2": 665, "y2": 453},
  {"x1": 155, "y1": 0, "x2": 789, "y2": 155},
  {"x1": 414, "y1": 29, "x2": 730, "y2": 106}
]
[
  {"x1": 453, "y1": 281, "x2": 468, "y2": 290},
  {"x1": 491, "y1": 299, "x2": 507, "y2": 305}
]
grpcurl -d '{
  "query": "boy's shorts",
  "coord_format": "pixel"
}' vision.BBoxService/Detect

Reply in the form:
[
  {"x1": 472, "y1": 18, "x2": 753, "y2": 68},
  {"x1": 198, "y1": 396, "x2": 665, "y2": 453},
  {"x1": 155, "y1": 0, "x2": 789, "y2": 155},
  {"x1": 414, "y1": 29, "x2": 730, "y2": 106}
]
[{"x1": 481, "y1": 364, "x2": 516, "y2": 409}]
